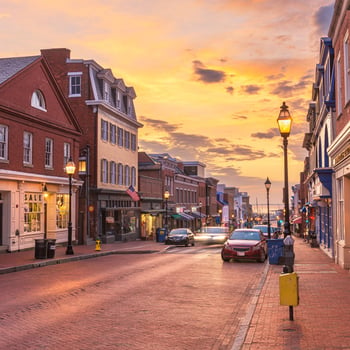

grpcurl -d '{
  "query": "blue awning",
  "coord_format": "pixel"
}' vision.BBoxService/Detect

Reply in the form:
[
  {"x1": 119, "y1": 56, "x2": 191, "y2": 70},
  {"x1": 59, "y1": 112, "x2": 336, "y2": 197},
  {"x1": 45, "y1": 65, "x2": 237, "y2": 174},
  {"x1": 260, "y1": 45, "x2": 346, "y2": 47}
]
[{"x1": 314, "y1": 168, "x2": 334, "y2": 197}]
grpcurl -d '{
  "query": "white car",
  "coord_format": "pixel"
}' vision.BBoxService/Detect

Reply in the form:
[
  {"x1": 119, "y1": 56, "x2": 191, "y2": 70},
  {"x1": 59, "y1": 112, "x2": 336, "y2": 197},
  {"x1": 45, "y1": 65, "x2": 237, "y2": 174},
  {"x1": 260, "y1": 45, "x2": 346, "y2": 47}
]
[{"x1": 195, "y1": 226, "x2": 230, "y2": 244}]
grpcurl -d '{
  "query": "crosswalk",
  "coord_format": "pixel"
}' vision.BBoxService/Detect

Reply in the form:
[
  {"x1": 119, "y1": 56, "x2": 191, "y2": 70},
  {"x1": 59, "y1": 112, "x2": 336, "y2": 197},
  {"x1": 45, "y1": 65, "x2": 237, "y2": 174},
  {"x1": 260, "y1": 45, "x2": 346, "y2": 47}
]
[{"x1": 163, "y1": 246, "x2": 222, "y2": 254}]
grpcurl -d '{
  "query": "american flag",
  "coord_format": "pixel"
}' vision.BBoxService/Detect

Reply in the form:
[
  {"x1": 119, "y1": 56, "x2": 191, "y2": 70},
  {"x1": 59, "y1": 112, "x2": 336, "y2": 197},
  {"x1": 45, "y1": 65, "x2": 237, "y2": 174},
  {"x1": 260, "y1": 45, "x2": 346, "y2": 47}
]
[{"x1": 126, "y1": 185, "x2": 140, "y2": 201}]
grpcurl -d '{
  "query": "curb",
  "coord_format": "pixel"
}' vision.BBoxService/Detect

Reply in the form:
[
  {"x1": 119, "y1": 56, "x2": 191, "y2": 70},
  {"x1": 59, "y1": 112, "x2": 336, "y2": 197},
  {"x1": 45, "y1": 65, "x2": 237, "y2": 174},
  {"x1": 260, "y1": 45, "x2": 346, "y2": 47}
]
[{"x1": 0, "y1": 249, "x2": 161, "y2": 275}]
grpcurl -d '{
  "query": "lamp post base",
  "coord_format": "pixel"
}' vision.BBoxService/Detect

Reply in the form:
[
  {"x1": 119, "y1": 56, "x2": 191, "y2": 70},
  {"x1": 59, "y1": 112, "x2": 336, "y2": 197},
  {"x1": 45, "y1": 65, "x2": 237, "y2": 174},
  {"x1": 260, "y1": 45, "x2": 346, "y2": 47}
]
[{"x1": 66, "y1": 245, "x2": 74, "y2": 255}]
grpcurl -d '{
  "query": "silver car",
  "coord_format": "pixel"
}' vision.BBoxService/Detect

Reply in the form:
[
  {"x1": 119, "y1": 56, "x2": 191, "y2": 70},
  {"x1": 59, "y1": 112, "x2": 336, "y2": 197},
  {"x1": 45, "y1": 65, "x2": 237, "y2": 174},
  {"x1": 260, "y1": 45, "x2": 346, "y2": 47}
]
[{"x1": 195, "y1": 226, "x2": 230, "y2": 245}]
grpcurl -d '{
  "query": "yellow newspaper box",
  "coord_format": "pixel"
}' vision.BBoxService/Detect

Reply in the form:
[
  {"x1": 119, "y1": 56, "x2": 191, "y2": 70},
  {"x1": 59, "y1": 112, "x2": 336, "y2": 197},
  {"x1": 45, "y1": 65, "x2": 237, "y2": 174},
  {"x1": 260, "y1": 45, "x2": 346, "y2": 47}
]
[{"x1": 279, "y1": 272, "x2": 299, "y2": 306}]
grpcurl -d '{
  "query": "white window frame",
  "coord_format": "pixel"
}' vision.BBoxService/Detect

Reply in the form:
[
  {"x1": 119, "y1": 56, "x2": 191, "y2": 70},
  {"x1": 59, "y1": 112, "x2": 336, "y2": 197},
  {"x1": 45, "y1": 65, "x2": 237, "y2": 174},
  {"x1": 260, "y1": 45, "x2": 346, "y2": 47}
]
[
  {"x1": 110, "y1": 124, "x2": 116, "y2": 144},
  {"x1": 24, "y1": 192, "x2": 42, "y2": 233},
  {"x1": 116, "y1": 90, "x2": 121, "y2": 110},
  {"x1": 104, "y1": 81, "x2": 110, "y2": 102},
  {"x1": 124, "y1": 131, "x2": 130, "y2": 149},
  {"x1": 131, "y1": 133, "x2": 136, "y2": 151},
  {"x1": 23, "y1": 131, "x2": 33, "y2": 165},
  {"x1": 56, "y1": 194, "x2": 69, "y2": 229},
  {"x1": 101, "y1": 159, "x2": 108, "y2": 183},
  {"x1": 110, "y1": 161, "x2": 116, "y2": 184},
  {"x1": 117, "y1": 127, "x2": 123, "y2": 147},
  {"x1": 337, "y1": 178, "x2": 344, "y2": 241},
  {"x1": 118, "y1": 163, "x2": 123, "y2": 185},
  {"x1": 45, "y1": 138, "x2": 53, "y2": 168},
  {"x1": 101, "y1": 119, "x2": 108, "y2": 141},
  {"x1": 63, "y1": 143, "x2": 70, "y2": 166},
  {"x1": 68, "y1": 72, "x2": 82, "y2": 97},
  {"x1": 0, "y1": 125, "x2": 8, "y2": 160},
  {"x1": 344, "y1": 31, "x2": 350, "y2": 103},
  {"x1": 337, "y1": 53, "x2": 343, "y2": 116},
  {"x1": 131, "y1": 166, "x2": 136, "y2": 187},
  {"x1": 125, "y1": 165, "x2": 130, "y2": 186},
  {"x1": 31, "y1": 90, "x2": 46, "y2": 111}
]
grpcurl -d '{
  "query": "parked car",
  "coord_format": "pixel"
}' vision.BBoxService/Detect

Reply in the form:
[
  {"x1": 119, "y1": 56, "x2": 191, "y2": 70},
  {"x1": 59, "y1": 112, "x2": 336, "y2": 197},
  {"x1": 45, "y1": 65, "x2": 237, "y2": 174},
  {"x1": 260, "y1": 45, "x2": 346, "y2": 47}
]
[
  {"x1": 221, "y1": 228, "x2": 267, "y2": 263},
  {"x1": 253, "y1": 224, "x2": 280, "y2": 238},
  {"x1": 252, "y1": 224, "x2": 269, "y2": 237},
  {"x1": 195, "y1": 226, "x2": 230, "y2": 244},
  {"x1": 165, "y1": 228, "x2": 195, "y2": 246}
]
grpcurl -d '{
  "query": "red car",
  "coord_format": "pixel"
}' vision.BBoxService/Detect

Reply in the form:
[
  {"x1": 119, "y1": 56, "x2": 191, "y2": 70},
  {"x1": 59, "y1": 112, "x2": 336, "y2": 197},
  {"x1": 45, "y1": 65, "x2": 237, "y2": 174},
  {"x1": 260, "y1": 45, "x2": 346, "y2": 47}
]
[{"x1": 221, "y1": 228, "x2": 267, "y2": 263}]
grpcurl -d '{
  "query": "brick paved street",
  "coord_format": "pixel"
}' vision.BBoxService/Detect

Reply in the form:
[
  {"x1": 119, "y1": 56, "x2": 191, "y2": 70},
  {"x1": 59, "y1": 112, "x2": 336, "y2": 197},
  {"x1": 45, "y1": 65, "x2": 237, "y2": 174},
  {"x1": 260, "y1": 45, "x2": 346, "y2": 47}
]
[{"x1": 1, "y1": 237, "x2": 350, "y2": 349}]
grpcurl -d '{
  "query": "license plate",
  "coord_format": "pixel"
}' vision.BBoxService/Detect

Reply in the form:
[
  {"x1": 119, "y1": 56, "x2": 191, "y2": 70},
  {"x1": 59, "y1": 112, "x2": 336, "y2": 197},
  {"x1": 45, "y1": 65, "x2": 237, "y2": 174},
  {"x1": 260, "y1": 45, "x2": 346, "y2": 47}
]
[{"x1": 237, "y1": 251, "x2": 245, "y2": 256}]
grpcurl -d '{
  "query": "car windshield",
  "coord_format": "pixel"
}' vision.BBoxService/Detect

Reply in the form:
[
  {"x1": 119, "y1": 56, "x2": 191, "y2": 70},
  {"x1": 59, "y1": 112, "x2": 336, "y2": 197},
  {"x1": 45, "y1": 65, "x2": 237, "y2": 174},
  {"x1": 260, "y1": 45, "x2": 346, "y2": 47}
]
[
  {"x1": 169, "y1": 230, "x2": 187, "y2": 236},
  {"x1": 230, "y1": 230, "x2": 261, "y2": 241},
  {"x1": 199, "y1": 227, "x2": 228, "y2": 233}
]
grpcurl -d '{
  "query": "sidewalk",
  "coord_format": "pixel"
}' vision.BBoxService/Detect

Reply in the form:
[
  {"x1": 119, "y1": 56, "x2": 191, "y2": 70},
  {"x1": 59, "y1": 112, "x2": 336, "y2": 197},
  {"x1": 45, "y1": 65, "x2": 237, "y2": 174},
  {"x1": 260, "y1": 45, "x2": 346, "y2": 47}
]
[
  {"x1": 242, "y1": 236, "x2": 350, "y2": 350},
  {"x1": 1, "y1": 237, "x2": 350, "y2": 349},
  {"x1": 0, "y1": 239, "x2": 166, "y2": 274}
]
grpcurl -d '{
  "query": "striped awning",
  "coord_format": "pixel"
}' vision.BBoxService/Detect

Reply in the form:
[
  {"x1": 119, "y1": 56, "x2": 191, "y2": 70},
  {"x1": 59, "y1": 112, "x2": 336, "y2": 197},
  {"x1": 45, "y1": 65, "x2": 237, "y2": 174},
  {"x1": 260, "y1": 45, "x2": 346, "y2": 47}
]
[{"x1": 178, "y1": 212, "x2": 194, "y2": 220}]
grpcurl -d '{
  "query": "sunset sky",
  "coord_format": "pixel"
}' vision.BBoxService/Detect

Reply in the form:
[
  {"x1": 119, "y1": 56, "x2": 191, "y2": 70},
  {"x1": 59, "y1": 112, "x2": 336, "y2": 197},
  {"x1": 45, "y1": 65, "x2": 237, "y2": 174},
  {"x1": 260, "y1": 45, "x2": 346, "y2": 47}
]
[{"x1": 0, "y1": 0, "x2": 335, "y2": 211}]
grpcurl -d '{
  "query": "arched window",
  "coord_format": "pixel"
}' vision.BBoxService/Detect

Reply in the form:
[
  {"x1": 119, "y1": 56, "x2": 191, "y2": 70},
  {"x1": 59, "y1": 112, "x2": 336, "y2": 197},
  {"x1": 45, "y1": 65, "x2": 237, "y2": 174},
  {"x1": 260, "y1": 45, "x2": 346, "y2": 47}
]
[{"x1": 31, "y1": 90, "x2": 46, "y2": 111}]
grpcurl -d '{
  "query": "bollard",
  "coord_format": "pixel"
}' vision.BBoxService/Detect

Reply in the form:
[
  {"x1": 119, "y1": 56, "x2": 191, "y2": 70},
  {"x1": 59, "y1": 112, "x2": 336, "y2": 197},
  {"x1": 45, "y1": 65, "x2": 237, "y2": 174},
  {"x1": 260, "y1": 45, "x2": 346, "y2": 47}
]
[
  {"x1": 279, "y1": 271, "x2": 299, "y2": 321},
  {"x1": 95, "y1": 238, "x2": 101, "y2": 251},
  {"x1": 283, "y1": 235, "x2": 295, "y2": 272}
]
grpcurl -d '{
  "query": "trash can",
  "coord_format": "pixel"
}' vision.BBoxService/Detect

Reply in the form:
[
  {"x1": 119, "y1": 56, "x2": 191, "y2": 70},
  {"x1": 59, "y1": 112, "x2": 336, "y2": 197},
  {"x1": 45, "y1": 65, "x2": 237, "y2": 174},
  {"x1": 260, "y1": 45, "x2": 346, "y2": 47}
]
[
  {"x1": 46, "y1": 239, "x2": 56, "y2": 258},
  {"x1": 156, "y1": 228, "x2": 167, "y2": 243},
  {"x1": 267, "y1": 238, "x2": 284, "y2": 265},
  {"x1": 35, "y1": 239, "x2": 47, "y2": 259}
]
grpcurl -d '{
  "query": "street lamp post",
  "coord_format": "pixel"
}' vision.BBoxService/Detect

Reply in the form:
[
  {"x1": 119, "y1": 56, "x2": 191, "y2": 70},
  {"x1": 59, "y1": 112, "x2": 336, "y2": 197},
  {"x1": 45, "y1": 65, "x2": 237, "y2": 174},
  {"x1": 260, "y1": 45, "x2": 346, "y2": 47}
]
[
  {"x1": 164, "y1": 190, "x2": 170, "y2": 232},
  {"x1": 277, "y1": 101, "x2": 292, "y2": 238},
  {"x1": 65, "y1": 157, "x2": 76, "y2": 255},
  {"x1": 199, "y1": 201, "x2": 202, "y2": 230},
  {"x1": 264, "y1": 177, "x2": 271, "y2": 239}
]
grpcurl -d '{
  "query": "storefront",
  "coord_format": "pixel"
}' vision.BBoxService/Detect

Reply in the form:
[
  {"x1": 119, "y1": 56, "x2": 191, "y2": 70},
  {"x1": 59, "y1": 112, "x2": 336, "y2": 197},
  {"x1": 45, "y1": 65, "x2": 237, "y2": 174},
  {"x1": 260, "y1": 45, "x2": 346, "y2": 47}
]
[
  {"x1": 328, "y1": 123, "x2": 350, "y2": 268},
  {"x1": 97, "y1": 195, "x2": 140, "y2": 243},
  {"x1": 0, "y1": 170, "x2": 79, "y2": 252},
  {"x1": 140, "y1": 211, "x2": 162, "y2": 240}
]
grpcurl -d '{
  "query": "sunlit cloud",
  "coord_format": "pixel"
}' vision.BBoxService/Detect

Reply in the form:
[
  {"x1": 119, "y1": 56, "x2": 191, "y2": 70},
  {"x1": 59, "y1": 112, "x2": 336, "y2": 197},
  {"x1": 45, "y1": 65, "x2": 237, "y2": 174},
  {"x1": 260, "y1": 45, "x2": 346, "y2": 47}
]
[
  {"x1": 241, "y1": 85, "x2": 261, "y2": 95},
  {"x1": 192, "y1": 60, "x2": 226, "y2": 83},
  {"x1": 0, "y1": 0, "x2": 335, "y2": 206}
]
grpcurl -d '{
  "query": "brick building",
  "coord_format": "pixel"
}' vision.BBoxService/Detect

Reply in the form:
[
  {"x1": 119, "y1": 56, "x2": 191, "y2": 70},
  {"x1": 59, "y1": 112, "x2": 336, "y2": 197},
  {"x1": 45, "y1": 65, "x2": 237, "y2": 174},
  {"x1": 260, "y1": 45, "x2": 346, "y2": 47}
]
[{"x1": 0, "y1": 54, "x2": 81, "y2": 251}]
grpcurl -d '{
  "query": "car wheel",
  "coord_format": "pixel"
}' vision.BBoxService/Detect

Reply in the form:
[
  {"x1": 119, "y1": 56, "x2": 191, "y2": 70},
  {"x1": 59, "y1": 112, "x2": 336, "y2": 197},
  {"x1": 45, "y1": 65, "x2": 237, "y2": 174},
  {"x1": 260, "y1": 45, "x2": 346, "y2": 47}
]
[
  {"x1": 191, "y1": 241, "x2": 195, "y2": 246},
  {"x1": 221, "y1": 252, "x2": 230, "y2": 262}
]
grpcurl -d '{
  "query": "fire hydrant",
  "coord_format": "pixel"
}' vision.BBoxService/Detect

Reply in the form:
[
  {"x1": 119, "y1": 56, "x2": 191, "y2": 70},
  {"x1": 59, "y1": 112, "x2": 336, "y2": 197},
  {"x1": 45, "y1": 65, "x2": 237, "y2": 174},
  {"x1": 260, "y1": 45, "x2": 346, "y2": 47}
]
[{"x1": 95, "y1": 238, "x2": 101, "y2": 251}]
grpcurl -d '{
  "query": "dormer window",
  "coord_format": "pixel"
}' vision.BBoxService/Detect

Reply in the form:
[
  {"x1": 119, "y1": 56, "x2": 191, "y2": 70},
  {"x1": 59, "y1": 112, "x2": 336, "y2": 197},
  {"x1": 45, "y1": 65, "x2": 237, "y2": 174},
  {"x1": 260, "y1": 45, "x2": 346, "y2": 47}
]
[
  {"x1": 31, "y1": 90, "x2": 46, "y2": 111},
  {"x1": 68, "y1": 72, "x2": 82, "y2": 97},
  {"x1": 104, "y1": 81, "x2": 110, "y2": 102},
  {"x1": 116, "y1": 90, "x2": 121, "y2": 109}
]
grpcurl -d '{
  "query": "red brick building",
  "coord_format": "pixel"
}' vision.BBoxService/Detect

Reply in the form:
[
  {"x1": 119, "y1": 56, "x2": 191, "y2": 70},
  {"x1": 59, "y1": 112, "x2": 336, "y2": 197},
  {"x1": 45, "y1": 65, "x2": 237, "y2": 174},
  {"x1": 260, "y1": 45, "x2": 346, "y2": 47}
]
[{"x1": 0, "y1": 54, "x2": 81, "y2": 251}]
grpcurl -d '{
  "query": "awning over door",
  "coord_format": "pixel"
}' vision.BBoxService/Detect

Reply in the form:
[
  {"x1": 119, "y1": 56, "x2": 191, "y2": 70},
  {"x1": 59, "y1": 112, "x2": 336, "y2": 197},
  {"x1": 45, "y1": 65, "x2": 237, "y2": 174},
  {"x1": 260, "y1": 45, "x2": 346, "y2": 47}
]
[{"x1": 292, "y1": 216, "x2": 302, "y2": 224}]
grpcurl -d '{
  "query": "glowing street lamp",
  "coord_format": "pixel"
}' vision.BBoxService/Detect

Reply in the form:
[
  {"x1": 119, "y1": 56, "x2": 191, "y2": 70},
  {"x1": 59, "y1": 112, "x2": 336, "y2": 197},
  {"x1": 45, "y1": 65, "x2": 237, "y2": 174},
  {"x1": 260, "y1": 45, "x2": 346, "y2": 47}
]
[
  {"x1": 277, "y1": 102, "x2": 292, "y2": 238},
  {"x1": 164, "y1": 190, "x2": 170, "y2": 231},
  {"x1": 65, "y1": 157, "x2": 76, "y2": 255},
  {"x1": 264, "y1": 177, "x2": 271, "y2": 239}
]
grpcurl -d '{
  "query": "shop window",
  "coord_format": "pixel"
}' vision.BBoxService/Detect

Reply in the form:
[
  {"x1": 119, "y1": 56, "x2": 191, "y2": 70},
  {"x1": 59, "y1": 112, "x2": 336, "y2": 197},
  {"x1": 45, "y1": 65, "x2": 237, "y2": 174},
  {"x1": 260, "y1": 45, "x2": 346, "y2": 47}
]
[
  {"x1": 56, "y1": 194, "x2": 69, "y2": 229},
  {"x1": 24, "y1": 193, "x2": 42, "y2": 232}
]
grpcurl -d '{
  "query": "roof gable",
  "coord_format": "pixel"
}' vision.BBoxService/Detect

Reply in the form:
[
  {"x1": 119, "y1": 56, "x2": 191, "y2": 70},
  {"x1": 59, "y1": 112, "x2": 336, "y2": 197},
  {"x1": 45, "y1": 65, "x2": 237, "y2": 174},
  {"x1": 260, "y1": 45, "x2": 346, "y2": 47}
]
[
  {"x1": 0, "y1": 55, "x2": 40, "y2": 84},
  {"x1": 0, "y1": 56, "x2": 81, "y2": 135}
]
